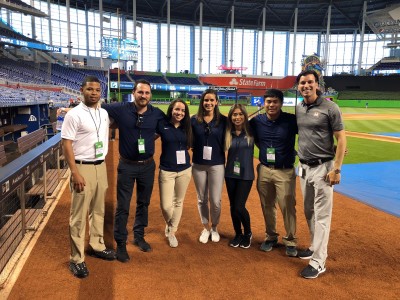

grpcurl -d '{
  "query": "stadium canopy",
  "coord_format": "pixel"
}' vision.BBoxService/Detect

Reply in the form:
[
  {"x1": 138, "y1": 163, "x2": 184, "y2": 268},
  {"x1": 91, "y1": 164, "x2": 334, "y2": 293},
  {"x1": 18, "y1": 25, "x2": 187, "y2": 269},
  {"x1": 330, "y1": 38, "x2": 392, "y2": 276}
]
[{"x1": 57, "y1": 0, "x2": 394, "y2": 32}]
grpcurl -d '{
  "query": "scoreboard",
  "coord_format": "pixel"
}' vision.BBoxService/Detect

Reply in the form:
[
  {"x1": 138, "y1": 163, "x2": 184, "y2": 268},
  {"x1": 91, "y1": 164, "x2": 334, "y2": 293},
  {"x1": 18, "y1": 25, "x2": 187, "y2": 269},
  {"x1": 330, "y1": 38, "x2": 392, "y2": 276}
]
[{"x1": 101, "y1": 37, "x2": 140, "y2": 61}]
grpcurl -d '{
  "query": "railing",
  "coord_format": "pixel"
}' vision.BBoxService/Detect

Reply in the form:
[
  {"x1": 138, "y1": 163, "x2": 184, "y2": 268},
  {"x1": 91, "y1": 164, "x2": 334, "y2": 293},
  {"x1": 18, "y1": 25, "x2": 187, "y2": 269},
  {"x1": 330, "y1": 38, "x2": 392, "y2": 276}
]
[{"x1": 0, "y1": 134, "x2": 68, "y2": 284}]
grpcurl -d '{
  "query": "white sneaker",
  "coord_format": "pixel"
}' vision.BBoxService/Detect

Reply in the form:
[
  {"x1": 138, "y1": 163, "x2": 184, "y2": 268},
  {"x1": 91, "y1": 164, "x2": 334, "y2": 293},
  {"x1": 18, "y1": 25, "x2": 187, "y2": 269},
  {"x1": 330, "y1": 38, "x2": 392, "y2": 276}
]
[
  {"x1": 199, "y1": 229, "x2": 210, "y2": 243},
  {"x1": 168, "y1": 234, "x2": 178, "y2": 248},
  {"x1": 210, "y1": 228, "x2": 220, "y2": 242}
]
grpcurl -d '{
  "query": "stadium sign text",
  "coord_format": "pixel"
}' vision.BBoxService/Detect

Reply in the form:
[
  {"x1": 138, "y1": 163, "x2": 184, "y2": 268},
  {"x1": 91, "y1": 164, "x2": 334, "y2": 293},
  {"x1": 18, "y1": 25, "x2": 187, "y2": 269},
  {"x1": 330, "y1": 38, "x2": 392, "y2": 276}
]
[{"x1": 0, "y1": 36, "x2": 61, "y2": 52}]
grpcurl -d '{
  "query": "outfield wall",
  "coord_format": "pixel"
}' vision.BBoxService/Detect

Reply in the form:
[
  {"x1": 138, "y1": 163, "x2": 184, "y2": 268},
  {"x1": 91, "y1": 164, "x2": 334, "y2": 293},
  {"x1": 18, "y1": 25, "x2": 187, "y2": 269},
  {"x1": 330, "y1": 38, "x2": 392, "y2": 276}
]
[
  {"x1": 336, "y1": 100, "x2": 400, "y2": 108},
  {"x1": 324, "y1": 76, "x2": 400, "y2": 92}
]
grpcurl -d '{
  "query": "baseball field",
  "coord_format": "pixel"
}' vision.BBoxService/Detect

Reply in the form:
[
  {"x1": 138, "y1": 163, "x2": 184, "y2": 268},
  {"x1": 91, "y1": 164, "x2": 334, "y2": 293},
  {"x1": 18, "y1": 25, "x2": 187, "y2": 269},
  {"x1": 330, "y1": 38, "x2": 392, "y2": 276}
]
[{"x1": 3, "y1": 106, "x2": 400, "y2": 299}]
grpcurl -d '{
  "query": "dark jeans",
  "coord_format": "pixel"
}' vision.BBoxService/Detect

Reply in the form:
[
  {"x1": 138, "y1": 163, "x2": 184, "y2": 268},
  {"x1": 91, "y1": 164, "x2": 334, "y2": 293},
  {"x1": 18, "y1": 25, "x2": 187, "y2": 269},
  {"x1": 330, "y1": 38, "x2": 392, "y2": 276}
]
[
  {"x1": 114, "y1": 159, "x2": 155, "y2": 243},
  {"x1": 225, "y1": 177, "x2": 252, "y2": 235}
]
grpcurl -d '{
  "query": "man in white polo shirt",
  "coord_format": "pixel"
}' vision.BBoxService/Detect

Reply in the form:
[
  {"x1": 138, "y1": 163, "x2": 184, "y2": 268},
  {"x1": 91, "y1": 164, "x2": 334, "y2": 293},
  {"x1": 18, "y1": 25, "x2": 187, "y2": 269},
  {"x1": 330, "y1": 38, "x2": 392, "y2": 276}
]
[{"x1": 62, "y1": 76, "x2": 115, "y2": 279}]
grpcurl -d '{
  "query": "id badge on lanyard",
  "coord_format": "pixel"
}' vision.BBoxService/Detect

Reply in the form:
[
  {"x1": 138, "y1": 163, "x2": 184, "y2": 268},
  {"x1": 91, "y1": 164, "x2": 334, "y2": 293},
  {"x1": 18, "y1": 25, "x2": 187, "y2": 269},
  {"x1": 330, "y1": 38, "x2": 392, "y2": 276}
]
[
  {"x1": 266, "y1": 147, "x2": 276, "y2": 163},
  {"x1": 233, "y1": 161, "x2": 240, "y2": 176},
  {"x1": 95, "y1": 141, "x2": 104, "y2": 158},
  {"x1": 203, "y1": 146, "x2": 212, "y2": 160},
  {"x1": 138, "y1": 138, "x2": 146, "y2": 153},
  {"x1": 176, "y1": 150, "x2": 186, "y2": 164}
]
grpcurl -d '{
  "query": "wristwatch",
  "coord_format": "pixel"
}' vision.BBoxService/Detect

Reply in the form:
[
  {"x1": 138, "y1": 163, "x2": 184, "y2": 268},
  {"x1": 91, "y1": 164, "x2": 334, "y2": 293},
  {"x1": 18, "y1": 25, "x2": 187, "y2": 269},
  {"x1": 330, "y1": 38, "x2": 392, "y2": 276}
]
[{"x1": 334, "y1": 169, "x2": 341, "y2": 174}]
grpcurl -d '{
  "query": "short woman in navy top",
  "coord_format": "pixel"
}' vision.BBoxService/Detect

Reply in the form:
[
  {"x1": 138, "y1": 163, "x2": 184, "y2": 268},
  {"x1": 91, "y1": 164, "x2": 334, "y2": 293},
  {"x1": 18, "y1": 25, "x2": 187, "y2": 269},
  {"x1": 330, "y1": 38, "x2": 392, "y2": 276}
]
[
  {"x1": 225, "y1": 104, "x2": 254, "y2": 249},
  {"x1": 157, "y1": 99, "x2": 192, "y2": 248},
  {"x1": 191, "y1": 89, "x2": 227, "y2": 244}
]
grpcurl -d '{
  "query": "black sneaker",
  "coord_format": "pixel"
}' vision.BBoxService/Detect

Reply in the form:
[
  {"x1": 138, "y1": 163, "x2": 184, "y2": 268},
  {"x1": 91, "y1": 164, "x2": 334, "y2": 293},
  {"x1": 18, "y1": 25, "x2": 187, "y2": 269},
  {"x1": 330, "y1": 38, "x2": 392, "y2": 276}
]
[
  {"x1": 116, "y1": 243, "x2": 130, "y2": 263},
  {"x1": 229, "y1": 234, "x2": 243, "y2": 248},
  {"x1": 298, "y1": 248, "x2": 313, "y2": 259},
  {"x1": 134, "y1": 237, "x2": 152, "y2": 252},
  {"x1": 286, "y1": 246, "x2": 298, "y2": 257},
  {"x1": 300, "y1": 264, "x2": 326, "y2": 279},
  {"x1": 91, "y1": 248, "x2": 116, "y2": 261},
  {"x1": 69, "y1": 261, "x2": 89, "y2": 278},
  {"x1": 240, "y1": 233, "x2": 252, "y2": 249},
  {"x1": 260, "y1": 239, "x2": 277, "y2": 252}
]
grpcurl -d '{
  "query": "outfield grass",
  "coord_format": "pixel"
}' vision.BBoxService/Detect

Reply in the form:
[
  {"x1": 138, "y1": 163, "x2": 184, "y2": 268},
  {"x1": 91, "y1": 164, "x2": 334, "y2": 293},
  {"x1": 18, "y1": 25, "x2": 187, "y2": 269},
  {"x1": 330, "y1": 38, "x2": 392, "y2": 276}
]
[
  {"x1": 153, "y1": 104, "x2": 400, "y2": 165},
  {"x1": 155, "y1": 104, "x2": 400, "y2": 116},
  {"x1": 340, "y1": 107, "x2": 400, "y2": 114},
  {"x1": 345, "y1": 119, "x2": 400, "y2": 133},
  {"x1": 344, "y1": 137, "x2": 400, "y2": 164}
]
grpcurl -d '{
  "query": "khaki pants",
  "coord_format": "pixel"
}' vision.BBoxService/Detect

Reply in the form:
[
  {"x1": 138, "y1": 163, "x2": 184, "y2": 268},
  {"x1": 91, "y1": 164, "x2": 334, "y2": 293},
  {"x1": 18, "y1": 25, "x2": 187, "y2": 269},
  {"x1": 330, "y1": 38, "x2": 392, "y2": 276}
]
[
  {"x1": 299, "y1": 161, "x2": 334, "y2": 269},
  {"x1": 69, "y1": 162, "x2": 108, "y2": 263},
  {"x1": 159, "y1": 167, "x2": 192, "y2": 233},
  {"x1": 257, "y1": 164, "x2": 297, "y2": 246}
]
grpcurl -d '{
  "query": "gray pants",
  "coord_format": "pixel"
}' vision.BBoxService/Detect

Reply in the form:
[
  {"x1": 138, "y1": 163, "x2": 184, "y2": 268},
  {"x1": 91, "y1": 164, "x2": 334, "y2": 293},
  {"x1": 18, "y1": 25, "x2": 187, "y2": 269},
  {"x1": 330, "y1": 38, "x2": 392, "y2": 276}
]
[
  {"x1": 299, "y1": 161, "x2": 334, "y2": 270},
  {"x1": 192, "y1": 163, "x2": 225, "y2": 227}
]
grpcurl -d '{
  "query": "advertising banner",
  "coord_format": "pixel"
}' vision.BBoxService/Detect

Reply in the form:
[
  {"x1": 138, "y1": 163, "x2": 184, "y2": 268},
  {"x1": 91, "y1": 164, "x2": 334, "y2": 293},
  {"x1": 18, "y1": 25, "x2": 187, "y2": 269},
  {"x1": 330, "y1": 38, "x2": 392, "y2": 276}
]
[
  {"x1": 365, "y1": 5, "x2": 400, "y2": 37},
  {"x1": 0, "y1": 36, "x2": 61, "y2": 52}
]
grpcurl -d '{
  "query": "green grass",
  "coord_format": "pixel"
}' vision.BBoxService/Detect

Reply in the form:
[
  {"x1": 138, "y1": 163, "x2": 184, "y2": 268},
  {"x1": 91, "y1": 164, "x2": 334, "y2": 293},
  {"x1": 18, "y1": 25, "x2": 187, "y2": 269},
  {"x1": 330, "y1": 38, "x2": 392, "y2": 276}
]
[
  {"x1": 155, "y1": 104, "x2": 400, "y2": 116},
  {"x1": 153, "y1": 104, "x2": 400, "y2": 165},
  {"x1": 340, "y1": 107, "x2": 400, "y2": 114},
  {"x1": 345, "y1": 119, "x2": 400, "y2": 133},
  {"x1": 344, "y1": 137, "x2": 400, "y2": 164}
]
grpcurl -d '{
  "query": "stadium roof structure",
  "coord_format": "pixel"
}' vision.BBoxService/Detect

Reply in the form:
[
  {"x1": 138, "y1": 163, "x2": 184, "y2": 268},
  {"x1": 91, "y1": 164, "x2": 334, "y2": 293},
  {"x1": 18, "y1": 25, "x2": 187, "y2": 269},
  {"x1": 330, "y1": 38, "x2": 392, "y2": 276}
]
[{"x1": 58, "y1": 0, "x2": 395, "y2": 32}]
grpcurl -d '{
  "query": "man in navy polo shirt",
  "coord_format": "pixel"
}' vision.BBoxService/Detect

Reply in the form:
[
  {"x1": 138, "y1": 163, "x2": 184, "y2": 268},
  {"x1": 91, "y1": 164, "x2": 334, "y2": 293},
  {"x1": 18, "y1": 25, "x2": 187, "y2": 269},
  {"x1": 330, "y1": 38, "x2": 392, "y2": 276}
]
[
  {"x1": 250, "y1": 88, "x2": 298, "y2": 257},
  {"x1": 102, "y1": 79, "x2": 165, "y2": 262}
]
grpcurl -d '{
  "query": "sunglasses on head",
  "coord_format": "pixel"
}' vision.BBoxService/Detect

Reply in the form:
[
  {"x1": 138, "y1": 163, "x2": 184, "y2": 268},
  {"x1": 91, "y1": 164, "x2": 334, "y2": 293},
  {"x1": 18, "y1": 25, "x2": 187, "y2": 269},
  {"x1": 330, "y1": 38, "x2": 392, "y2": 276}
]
[{"x1": 136, "y1": 114, "x2": 144, "y2": 128}]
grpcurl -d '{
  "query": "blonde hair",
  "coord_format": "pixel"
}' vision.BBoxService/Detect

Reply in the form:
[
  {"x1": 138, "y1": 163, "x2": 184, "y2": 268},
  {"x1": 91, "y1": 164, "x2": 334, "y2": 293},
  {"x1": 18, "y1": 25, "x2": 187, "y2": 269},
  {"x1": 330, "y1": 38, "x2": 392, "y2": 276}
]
[{"x1": 225, "y1": 104, "x2": 253, "y2": 151}]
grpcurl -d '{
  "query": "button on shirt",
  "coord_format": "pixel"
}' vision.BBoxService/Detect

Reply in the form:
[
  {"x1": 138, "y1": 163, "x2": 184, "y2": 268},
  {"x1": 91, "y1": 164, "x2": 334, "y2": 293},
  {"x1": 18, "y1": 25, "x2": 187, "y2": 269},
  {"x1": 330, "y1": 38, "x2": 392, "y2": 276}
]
[
  {"x1": 156, "y1": 118, "x2": 191, "y2": 172},
  {"x1": 250, "y1": 111, "x2": 297, "y2": 168},
  {"x1": 102, "y1": 102, "x2": 165, "y2": 160},
  {"x1": 225, "y1": 131, "x2": 255, "y2": 180},
  {"x1": 191, "y1": 115, "x2": 227, "y2": 165}
]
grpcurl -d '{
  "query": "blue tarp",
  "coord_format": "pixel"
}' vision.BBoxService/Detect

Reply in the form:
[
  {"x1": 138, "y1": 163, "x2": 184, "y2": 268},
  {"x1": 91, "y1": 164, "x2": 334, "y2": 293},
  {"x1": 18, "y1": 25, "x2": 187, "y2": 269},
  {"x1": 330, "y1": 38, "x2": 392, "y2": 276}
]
[{"x1": 335, "y1": 161, "x2": 400, "y2": 217}]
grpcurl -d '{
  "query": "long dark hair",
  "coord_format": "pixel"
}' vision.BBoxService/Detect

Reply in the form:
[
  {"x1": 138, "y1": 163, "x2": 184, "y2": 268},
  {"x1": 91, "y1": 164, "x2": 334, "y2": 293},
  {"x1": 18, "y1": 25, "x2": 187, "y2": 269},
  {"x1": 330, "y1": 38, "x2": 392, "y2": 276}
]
[
  {"x1": 167, "y1": 99, "x2": 192, "y2": 148},
  {"x1": 195, "y1": 88, "x2": 222, "y2": 126},
  {"x1": 225, "y1": 104, "x2": 253, "y2": 151}
]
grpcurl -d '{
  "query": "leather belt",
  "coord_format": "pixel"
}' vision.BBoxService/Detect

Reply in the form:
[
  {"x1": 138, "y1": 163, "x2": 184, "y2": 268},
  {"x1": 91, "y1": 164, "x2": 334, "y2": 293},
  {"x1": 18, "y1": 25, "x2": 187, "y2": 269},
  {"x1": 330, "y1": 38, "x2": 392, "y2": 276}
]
[
  {"x1": 75, "y1": 160, "x2": 104, "y2": 165},
  {"x1": 299, "y1": 157, "x2": 333, "y2": 167},
  {"x1": 262, "y1": 163, "x2": 293, "y2": 170},
  {"x1": 120, "y1": 156, "x2": 154, "y2": 165}
]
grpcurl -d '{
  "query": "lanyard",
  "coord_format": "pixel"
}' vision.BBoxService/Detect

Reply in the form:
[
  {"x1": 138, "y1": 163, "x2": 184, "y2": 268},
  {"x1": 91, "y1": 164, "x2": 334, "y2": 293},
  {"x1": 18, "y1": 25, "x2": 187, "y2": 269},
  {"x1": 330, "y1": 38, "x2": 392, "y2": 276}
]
[
  {"x1": 233, "y1": 132, "x2": 243, "y2": 161},
  {"x1": 204, "y1": 120, "x2": 214, "y2": 146},
  {"x1": 88, "y1": 108, "x2": 101, "y2": 142}
]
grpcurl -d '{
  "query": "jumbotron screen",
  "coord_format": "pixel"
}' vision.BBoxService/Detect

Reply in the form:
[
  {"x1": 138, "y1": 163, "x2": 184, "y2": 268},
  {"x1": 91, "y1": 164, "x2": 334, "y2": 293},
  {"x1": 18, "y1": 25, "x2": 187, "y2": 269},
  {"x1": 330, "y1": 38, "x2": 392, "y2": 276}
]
[{"x1": 101, "y1": 37, "x2": 140, "y2": 61}]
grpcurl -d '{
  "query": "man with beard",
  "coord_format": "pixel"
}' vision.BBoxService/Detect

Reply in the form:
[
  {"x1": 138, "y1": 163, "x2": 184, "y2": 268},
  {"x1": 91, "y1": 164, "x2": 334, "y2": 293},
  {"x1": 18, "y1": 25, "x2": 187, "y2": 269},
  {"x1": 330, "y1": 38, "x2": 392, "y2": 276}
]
[{"x1": 102, "y1": 79, "x2": 165, "y2": 262}]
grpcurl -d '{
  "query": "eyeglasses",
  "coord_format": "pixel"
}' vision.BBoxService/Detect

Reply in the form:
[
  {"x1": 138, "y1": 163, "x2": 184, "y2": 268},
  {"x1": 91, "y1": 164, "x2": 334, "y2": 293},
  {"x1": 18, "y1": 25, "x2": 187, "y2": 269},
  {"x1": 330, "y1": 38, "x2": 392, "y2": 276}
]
[{"x1": 136, "y1": 114, "x2": 144, "y2": 128}]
